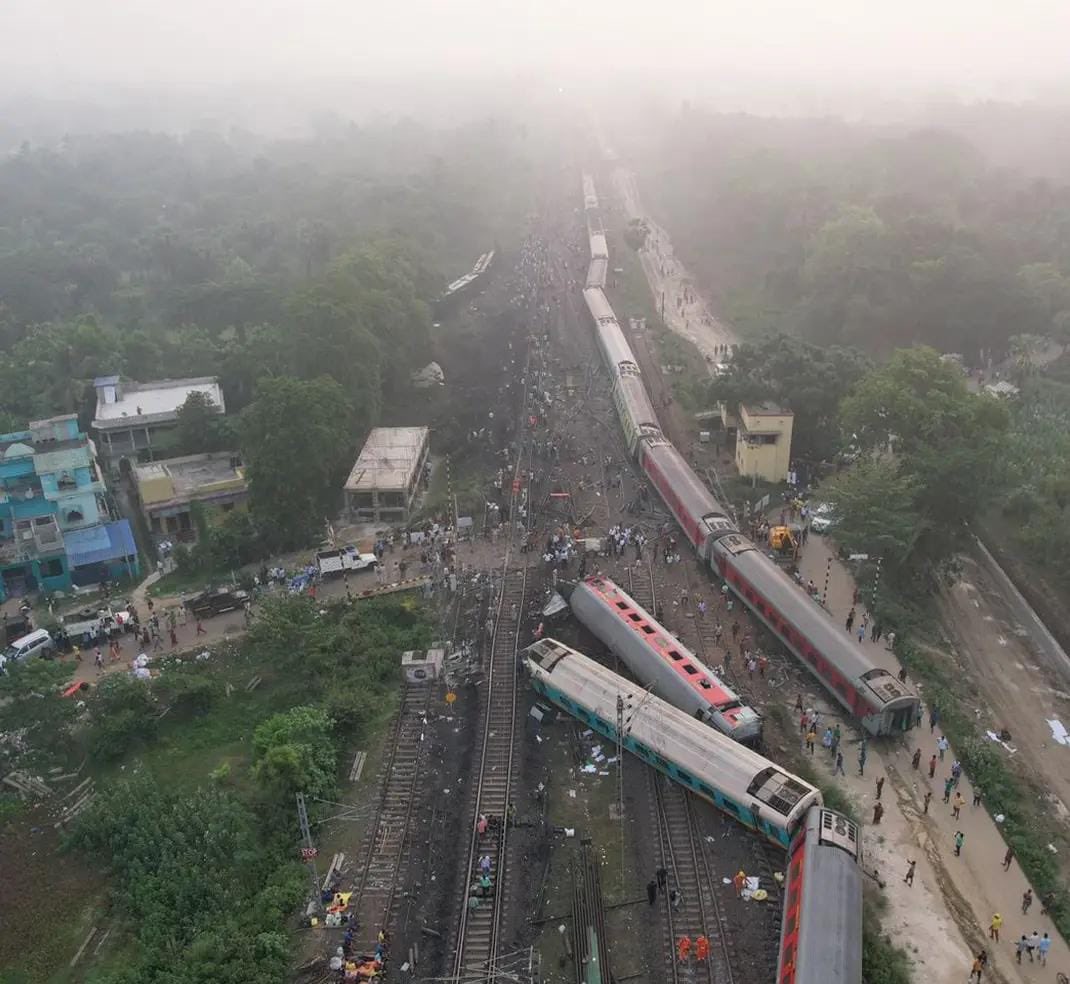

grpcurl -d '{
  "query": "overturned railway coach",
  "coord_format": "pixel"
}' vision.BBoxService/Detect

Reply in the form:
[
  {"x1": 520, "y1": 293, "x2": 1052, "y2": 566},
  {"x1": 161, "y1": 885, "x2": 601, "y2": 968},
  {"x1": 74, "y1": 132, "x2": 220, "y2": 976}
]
[
  {"x1": 525, "y1": 638, "x2": 816, "y2": 845},
  {"x1": 526, "y1": 636, "x2": 862, "y2": 984},
  {"x1": 577, "y1": 172, "x2": 919, "y2": 738},
  {"x1": 563, "y1": 575, "x2": 763, "y2": 745}
]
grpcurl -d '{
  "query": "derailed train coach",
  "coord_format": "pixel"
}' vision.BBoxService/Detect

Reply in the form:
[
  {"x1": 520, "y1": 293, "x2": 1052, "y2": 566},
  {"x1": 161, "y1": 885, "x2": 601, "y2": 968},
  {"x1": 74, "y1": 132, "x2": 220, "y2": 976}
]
[
  {"x1": 525, "y1": 637, "x2": 862, "y2": 984},
  {"x1": 577, "y1": 172, "x2": 920, "y2": 739},
  {"x1": 525, "y1": 638, "x2": 816, "y2": 845},
  {"x1": 778, "y1": 807, "x2": 863, "y2": 984},
  {"x1": 563, "y1": 575, "x2": 763, "y2": 745}
]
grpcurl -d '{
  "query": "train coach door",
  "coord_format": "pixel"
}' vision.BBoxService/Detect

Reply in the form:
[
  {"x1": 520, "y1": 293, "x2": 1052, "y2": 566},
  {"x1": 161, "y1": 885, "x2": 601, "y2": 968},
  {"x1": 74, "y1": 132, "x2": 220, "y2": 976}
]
[{"x1": 890, "y1": 703, "x2": 916, "y2": 733}]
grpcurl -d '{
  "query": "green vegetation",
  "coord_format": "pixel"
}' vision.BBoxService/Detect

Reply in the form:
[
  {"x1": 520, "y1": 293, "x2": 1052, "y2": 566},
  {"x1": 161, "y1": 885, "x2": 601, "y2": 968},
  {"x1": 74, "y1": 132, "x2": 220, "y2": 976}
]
[
  {"x1": 637, "y1": 118, "x2": 1070, "y2": 360},
  {"x1": 0, "y1": 594, "x2": 432, "y2": 981},
  {"x1": 824, "y1": 348, "x2": 1008, "y2": 573},
  {"x1": 995, "y1": 357, "x2": 1070, "y2": 591},
  {"x1": 241, "y1": 375, "x2": 353, "y2": 550},
  {"x1": 709, "y1": 332, "x2": 870, "y2": 461},
  {"x1": 862, "y1": 894, "x2": 914, "y2": 984}
]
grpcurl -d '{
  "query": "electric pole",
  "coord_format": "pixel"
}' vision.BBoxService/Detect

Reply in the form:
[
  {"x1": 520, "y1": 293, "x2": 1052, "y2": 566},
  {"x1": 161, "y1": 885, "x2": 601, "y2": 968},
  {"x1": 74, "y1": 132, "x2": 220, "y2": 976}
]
[{"x1": 296, "y1": 793, "x2": 322, "y2": 914}]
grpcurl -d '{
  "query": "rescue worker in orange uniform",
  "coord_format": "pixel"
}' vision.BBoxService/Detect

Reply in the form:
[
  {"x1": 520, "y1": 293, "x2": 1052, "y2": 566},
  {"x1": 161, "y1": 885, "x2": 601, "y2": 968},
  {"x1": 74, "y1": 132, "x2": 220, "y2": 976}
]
[
  {"x1": 733, "y1": 870, "x2": 747, "y2": 897},
  {"x1": 695, "y1": 935, "x2": 710, "y2": 962},
  {"x1": 677, "y1": 936, "x2": 692, "y2": 963}
]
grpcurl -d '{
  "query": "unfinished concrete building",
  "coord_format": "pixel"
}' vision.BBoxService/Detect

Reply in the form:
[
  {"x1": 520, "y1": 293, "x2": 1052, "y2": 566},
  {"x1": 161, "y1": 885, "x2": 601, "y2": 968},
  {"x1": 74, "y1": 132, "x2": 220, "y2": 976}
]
[{"x1": 344, "y1": 427, "x2": 430, "y2": 526}]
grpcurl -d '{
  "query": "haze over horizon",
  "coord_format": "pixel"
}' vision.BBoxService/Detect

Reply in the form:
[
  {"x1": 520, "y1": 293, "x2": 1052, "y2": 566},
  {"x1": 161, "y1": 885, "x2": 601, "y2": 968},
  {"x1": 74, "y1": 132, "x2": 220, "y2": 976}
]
[{"x1": 4, "y1": 0, "x2": 1070, "y2": 106}]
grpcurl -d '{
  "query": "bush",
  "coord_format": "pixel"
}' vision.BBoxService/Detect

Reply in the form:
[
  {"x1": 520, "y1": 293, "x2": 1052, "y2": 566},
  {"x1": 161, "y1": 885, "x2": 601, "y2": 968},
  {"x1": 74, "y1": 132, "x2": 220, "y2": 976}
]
[
  {"x1": 862, "y1": 896, "x2": 913, "y2": 984},
  {"x1": 71, "y1": 773, "x2": 301, "y2": 983},
  {"x1": 88, "y1": 674, "x2": 159, "y2": 758},
  {"x1": 252, "y1": 705, "x2": 337, "y2": 802}
]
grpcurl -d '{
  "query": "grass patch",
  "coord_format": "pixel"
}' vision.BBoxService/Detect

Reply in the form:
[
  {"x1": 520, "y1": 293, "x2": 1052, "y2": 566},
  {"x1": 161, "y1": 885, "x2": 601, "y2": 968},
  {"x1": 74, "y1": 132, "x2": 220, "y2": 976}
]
[
  {"x1": 862, "y1": 891, "x2": 914, "y2": 984},
  {"x1": 148, "y1": 565, "x2": 237, "y2": 598}
]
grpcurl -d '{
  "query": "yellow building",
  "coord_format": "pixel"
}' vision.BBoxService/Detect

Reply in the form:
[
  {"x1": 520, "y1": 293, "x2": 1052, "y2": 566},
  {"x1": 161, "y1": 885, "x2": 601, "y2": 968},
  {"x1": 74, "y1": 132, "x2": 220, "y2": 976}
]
[
  {"x1": 733, "y1": 402, "x2": 794, "y2": 483},
  {"x1": 134, "y1": 452, "x2": 248, "y2": 544}
]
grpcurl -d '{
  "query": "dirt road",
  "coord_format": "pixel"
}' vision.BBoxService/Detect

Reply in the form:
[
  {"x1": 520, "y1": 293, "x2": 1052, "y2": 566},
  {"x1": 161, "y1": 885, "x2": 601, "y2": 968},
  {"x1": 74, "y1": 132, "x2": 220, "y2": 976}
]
[
  {"x1": 795, "y1": 532, "x2": 1070, "y2": 984},
  {"x1": 610, "y1": 166, "x2": 737, "y2": 362},
  {"x1": 938, "y1": 541, "x2": 1070, "y2": 828}
]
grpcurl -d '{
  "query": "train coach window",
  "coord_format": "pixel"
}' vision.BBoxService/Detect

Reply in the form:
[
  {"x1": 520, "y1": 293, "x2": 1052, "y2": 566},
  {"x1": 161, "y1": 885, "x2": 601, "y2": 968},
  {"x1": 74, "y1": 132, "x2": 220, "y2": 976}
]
[
  {"x1": 674, "y1": 767, "x2": 695, "y2": 787},
  {"x1": 666, "y1": 649, "x2": 684, "y2": 661},
  {"x1": 698, "y1": 680, "x2": 711, "y2": 689},
  {"x1": 682, "y1": 664, "x2": 698, "y2": 675},
  {"x1": 698, "y1": 783, "x2": 717, "y2": 799},
  {"x1": 615, "y1": 601, "x2": 628, "y2": 610},
  {"x1": 640, "y1": 625, "x2": 655, "y2": 635},
  {"x1": 628, "y1": 612, "x2": 642, "y2": 622}
]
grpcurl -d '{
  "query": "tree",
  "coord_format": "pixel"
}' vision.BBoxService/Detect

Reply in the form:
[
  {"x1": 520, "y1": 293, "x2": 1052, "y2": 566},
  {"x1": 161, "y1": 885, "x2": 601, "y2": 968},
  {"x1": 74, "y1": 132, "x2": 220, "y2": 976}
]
[
  {"x1": 172, "y1": 390, "x2": 232, "y2": 455},
  {"x1": 820, "y1": 458, "x2": 926, "y2": 570},
  {"x1": 708, "y1": 334, "x2": 870, "y2": 462},
  {"x1": 240, "y1": 376, "x2": 352, "y2": 551},
  {"x1": 252, "y1": 706, "x2": 337, "y2": 801},
  {"x1": 839, "y1": 347, "x2": 1008, "y2": 564}
]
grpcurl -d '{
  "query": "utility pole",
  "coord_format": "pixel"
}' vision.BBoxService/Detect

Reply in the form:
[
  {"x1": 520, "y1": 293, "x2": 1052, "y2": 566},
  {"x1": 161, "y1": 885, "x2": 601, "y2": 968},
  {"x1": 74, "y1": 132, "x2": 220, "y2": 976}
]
[
  {"x1": 871, "y1": 555, "x2": 884, "y2": 612},
  {"x1": 296, "y1": 793, "x2": 322, "y2": 914},
  {"x1": 616, "y1": 692, "x2": 625, "y2": 889}
]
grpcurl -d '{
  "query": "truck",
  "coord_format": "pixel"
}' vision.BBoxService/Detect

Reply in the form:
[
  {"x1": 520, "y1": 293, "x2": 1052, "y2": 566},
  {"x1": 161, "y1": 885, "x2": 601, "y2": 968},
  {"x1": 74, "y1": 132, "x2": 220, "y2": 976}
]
[
  {"x1": 315, "y1": 546, "x2": 378, "y2": 578},
  {"x1": 56, "y1": 606, "x2": 131, "y2": 648}
]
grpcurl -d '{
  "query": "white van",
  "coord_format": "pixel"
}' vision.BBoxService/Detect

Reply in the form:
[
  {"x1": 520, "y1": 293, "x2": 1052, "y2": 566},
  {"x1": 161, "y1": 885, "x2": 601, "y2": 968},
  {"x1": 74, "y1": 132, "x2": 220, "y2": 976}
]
[{"x1": 3, "y1": 628, "x2": 55, "y2": 665}]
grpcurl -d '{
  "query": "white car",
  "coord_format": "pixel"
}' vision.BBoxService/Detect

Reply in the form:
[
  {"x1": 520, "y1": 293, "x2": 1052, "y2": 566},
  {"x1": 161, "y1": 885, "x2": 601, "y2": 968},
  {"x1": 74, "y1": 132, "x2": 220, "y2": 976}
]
[{"x1": 809, "y1": 502, "x2": 837, "y2": 534}]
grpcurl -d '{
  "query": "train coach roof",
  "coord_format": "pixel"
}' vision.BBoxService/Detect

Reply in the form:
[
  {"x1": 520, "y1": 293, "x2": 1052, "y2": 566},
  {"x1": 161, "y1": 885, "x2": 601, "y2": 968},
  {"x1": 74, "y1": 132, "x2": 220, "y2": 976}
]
[
  {"x1": 577, "y1": 576, "x2": 742, "y2": 710},
  {"x1": 583, "y1": 286, "x2": 616, "y2": 323},
  {"x1": 730, "y1": 550, "x2": 914, "y2": 707},
  {"x1": 526, "y1": 638, "x2": 817, "y2": 819},
  {"x1": 643, "y1": 441, "x2": 728, "y2": 526}
]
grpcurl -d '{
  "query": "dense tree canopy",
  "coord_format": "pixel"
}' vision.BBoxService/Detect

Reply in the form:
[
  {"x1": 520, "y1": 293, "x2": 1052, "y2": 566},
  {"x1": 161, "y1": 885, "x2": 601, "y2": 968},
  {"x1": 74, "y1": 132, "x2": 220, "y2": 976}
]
[
  {"x1": 832, "y1": 348, "x2": 1009, "y2": 567},
  {"x1": 631, "y1": 114, "x2": 1070, "y2": 360},
  {"x1": 709, "y1": 333, "x2": 870, "y2": 462},
  {"x1": 241, "y1": 376, "x2": 352, "y2": 551}
]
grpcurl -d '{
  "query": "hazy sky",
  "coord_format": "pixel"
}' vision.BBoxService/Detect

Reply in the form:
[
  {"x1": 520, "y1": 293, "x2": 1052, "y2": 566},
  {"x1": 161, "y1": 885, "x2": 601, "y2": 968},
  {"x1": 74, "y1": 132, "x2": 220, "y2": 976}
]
[{"x1": 4, "y1": 0, "x2": 1070, "y2": 93}]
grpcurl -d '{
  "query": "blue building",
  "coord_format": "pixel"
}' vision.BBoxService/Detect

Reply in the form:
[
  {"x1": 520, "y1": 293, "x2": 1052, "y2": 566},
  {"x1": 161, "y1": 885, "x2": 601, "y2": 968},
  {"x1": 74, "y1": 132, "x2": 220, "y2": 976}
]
[{"x1": 0, "y1": 415, "x2": 140, "y2": 601}]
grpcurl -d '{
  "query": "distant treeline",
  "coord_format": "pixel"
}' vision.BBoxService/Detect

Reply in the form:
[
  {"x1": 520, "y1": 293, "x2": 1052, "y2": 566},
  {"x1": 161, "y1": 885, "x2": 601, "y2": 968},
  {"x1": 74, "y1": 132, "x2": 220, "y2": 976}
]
[{"x1": 629, "y1": 111, "x2": 1070, "y2": 361}]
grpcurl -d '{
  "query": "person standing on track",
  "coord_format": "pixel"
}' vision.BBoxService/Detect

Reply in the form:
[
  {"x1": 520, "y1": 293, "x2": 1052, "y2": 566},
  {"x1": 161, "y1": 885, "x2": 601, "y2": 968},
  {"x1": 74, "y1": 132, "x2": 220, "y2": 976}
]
[
  {"x1": 1003, "y1": 846, "x2": 1014, "y2": 871},
  {"x1": 989, "y1": 913, "x2": 1002, "y2": 941},
  {"x1": 954, "y1": 830, "x2": 965, "y2": 856},
  {"x1": 904, "y1": 860, "x2": 916, "y2": 886},
  {"x1": 694, "y1": 936, "x2": 710, "y2": 963},
  {"x1": 677, "y1": 936, "x2": 691, "y2": 963},
  {"x1": 646, "y1": 880, "x2": 657, "y2": 906},
  {"x1": 656, "y1": 867, "x2": 667, "y2": 893}
]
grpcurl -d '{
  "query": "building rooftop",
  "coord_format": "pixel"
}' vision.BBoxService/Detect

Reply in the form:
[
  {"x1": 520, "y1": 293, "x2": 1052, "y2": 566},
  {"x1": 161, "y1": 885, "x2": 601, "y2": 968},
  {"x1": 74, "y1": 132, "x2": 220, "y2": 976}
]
[
  {"x1": 741, "y1": 401, "x2": 793, "y2": 418},
  {"x1": 135, "y1": 452, "x2": 246, "y2": 507},
  {"x1": 345, "y1": 427, "x2": 429, "y2": 492},
  {"x1": 93, "y1": 376, "x2": 225, "y2": 429}
]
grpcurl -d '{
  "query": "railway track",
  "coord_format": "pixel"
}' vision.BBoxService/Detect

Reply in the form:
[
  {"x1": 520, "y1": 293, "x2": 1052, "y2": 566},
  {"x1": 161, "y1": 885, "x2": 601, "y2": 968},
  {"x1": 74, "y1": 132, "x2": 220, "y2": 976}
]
[
  {"x1": 450, "y1": 566, "x2": 528, "y2": 982},
  {"x1": 627, "y1": 562, "x2": 736, "y2": 984},
  {"x1": 351, "y1": 680, "x2": 433, "y2": 945}
]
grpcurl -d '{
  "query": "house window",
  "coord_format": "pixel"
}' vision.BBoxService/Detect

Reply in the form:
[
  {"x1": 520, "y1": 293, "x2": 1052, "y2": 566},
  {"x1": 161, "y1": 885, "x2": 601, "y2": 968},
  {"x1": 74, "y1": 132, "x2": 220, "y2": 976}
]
[
  {"x1": 66, "y1": 509, "x2": 84, "y2": 523},
  {"x1": 43, "y1": 558, "x2": 64, "y2": 577}
]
